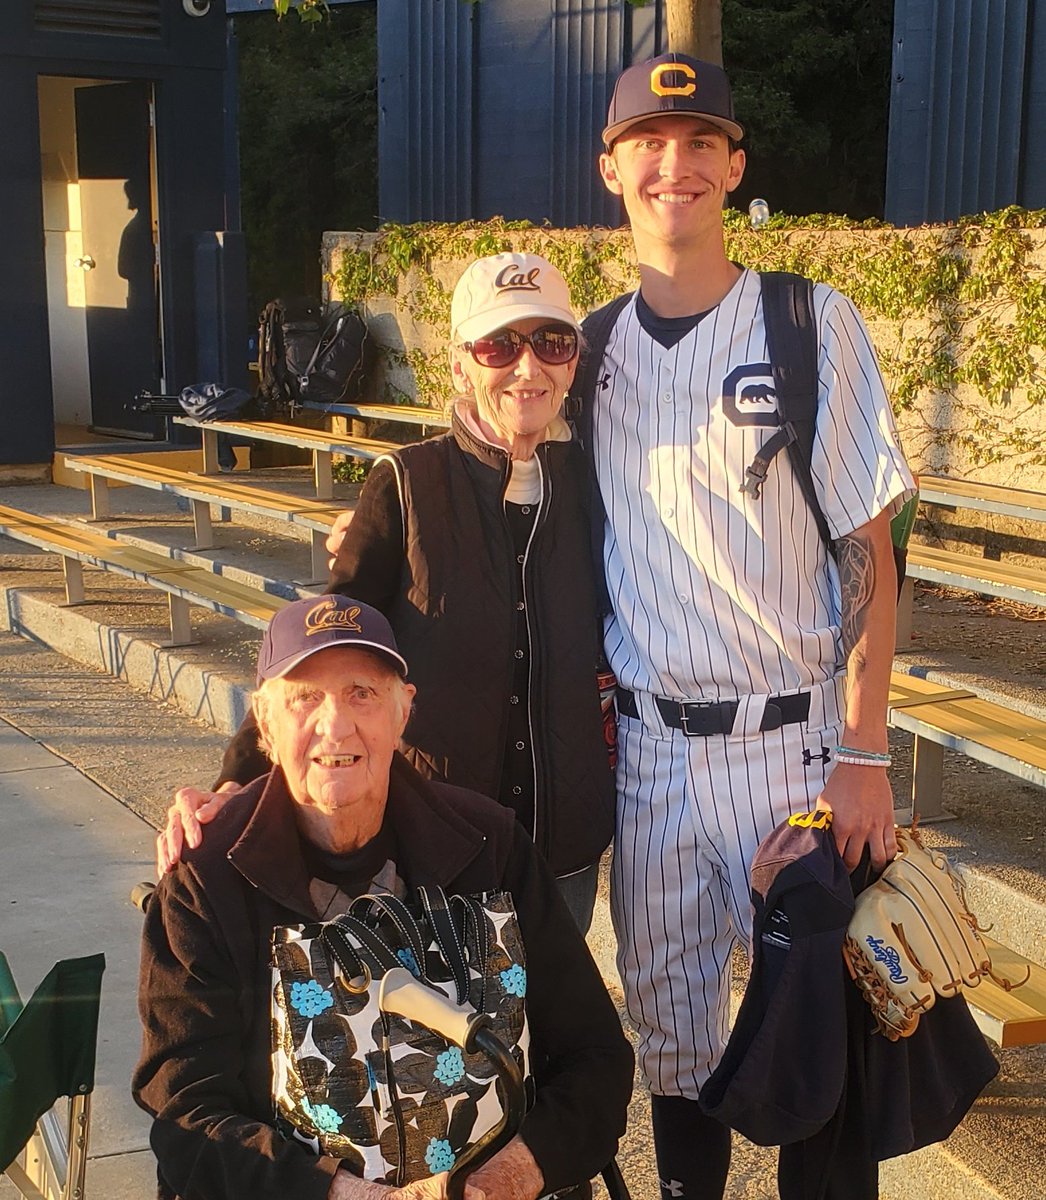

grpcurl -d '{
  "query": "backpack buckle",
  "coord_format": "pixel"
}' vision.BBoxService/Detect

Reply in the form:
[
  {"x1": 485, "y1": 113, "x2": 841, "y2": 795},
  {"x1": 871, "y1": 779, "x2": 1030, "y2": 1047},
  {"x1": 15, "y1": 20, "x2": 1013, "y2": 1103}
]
[{"x1": 740, "y1": 461, "x2": 769, "y2": 499}]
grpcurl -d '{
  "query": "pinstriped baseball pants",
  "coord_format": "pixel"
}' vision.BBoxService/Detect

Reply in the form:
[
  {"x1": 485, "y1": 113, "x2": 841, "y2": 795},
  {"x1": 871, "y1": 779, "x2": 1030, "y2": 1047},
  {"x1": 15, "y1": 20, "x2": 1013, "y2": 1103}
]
[{"x1": 610, "y1": 678, "x2": 845, "y2": 1099}]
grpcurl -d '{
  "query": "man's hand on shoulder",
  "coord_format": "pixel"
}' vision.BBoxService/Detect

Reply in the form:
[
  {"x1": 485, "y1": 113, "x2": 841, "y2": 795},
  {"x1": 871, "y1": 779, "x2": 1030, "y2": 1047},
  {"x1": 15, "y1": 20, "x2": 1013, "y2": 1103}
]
[
  {"x1": 816, "y1": 763, "x2": 897, "y2": 871},
  {"x1": 155, "y1": 781, "x2": 243, "y2": 877}
]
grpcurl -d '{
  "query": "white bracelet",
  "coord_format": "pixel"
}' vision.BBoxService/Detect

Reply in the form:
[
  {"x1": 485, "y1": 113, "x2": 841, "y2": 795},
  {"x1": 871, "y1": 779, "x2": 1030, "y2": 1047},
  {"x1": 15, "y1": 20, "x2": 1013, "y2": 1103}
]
[{"x1": 833, "y1": 753, "x2": 892, "y2": 768}]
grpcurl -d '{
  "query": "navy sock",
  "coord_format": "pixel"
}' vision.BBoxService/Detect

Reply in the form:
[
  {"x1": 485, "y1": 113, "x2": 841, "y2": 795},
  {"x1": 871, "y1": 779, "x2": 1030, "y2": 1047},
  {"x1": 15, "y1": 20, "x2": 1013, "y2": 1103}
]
[{"x1": 650, "y1": 1094, "x2": 731, "y2": 1200}]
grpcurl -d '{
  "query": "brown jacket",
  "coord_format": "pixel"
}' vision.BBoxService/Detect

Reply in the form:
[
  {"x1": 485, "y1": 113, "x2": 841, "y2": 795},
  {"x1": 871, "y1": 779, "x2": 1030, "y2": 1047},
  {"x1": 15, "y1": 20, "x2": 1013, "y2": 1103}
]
[{"x1": 134, "y1": 755, "x2": 632, "y2": 1200}]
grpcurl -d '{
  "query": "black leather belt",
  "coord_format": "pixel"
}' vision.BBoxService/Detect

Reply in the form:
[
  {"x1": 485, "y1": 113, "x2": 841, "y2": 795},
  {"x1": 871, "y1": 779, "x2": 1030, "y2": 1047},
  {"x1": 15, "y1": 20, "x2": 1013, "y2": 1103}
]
[{"x1": 616, "y1": 688, "x2": 811, "y2": 737}]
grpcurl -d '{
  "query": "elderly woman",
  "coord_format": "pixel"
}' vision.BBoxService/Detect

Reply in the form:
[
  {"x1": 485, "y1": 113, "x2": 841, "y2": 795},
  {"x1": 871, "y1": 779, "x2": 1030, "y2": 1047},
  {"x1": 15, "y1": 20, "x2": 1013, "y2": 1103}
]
[
  {"x1": 160, "y1": 253, "x2": 614, "y2": 933},
  {"x1": 134, "y1": 595, "x2": 632, "y2": 1200}
]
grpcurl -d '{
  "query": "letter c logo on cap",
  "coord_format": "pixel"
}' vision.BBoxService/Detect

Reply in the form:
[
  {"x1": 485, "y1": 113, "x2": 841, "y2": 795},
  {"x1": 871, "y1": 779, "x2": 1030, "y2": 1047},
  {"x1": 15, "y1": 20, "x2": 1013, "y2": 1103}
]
[{"x1": 650, "y1": 62, "x2": 697, "y2": 97}]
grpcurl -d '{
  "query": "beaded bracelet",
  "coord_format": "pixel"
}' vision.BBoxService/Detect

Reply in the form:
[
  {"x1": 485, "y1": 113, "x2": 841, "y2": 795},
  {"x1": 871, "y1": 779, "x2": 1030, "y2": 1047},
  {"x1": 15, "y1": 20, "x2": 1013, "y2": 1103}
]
[
  {"x1": 834, "y1": 745, "x2": 890, "y2": 760},
  {"x1": 833, "y1": 753, "x2": 892, "y2": 768},
  {"x1": 833, "y1": 744, "x2": 892, "y2": 768}
]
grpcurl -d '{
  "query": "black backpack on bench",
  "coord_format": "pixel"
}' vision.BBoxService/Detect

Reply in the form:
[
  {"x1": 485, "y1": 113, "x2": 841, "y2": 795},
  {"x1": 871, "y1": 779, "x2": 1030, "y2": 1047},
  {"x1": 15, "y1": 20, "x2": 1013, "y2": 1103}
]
[
  {"x1": 258, "y1": 297, "x2": 373, "y2": 419},
  {"x1": 572, "y1": 272, "x2": 909, "y2": 595}
]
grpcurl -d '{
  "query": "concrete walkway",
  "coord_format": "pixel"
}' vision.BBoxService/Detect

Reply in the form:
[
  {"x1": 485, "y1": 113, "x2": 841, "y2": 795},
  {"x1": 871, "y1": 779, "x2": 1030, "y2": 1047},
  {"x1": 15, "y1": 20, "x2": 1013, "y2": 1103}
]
[{"x1": 0, "y1": 718, "x2": 157, "y2": 1199}]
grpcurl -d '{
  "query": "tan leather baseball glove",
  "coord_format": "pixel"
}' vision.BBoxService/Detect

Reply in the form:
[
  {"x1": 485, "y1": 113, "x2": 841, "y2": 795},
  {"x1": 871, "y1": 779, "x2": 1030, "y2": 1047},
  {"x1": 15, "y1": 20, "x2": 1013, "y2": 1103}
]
[{"x1": 843, "y1": 825, "x2": 1028, "y2": 1040}]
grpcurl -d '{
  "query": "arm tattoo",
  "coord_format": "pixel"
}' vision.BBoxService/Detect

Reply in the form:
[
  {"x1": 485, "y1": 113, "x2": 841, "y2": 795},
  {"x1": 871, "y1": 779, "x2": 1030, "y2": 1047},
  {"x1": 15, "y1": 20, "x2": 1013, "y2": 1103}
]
[{"x1": 836, "y1": 532, "x2": 875, "y2": 660}]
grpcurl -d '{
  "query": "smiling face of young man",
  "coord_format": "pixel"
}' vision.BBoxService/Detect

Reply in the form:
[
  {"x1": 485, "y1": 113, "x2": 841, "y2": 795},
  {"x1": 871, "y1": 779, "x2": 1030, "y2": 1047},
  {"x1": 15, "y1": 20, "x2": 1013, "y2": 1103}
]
[
  {"x1": 600, "y1": 114, "x2": 746, "y2": 258},
  {"x1": 254, "y1": 645, "x2": 415, "y2": 852}
]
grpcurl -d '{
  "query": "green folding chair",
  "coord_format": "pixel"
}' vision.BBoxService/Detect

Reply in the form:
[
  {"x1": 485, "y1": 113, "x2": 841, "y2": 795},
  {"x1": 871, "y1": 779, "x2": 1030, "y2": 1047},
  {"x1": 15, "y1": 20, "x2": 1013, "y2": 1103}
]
[{"x1": 0, "y1": 952, "x2": 105, "y2": 1200}]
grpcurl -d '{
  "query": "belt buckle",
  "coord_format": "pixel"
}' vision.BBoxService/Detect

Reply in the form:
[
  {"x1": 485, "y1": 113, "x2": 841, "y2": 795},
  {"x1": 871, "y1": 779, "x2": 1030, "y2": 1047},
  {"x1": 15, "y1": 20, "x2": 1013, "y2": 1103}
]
[
  {"x1": 760, "y1": 701, "x2": 784, "y2": 732},
  {"x1": 677, "y1": 699, "x2": 718, "y2": 737}
]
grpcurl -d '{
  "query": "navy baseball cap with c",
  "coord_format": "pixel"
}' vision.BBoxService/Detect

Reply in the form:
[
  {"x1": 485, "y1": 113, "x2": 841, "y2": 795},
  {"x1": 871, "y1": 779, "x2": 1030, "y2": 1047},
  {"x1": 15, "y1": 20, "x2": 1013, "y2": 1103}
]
[
  {"x1": 603, "y1": 53, "x2": 744, "y2": 149},
  {"x1": 257, "y1": 595, "x2": 408, "y2": 683}
]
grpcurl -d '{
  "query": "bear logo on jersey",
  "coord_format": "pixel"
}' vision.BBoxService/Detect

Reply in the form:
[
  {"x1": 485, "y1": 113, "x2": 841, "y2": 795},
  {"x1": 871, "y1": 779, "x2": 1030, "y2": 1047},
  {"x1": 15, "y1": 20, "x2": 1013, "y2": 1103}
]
[{"x1": 722, "y1": 363, "x2": 779, "y2": 427}]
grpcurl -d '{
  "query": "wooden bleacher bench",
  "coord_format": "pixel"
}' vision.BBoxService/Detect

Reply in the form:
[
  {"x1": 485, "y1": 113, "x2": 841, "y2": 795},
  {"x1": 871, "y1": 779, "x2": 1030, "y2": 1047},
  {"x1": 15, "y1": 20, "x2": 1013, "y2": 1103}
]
[
  {"x1": 970, "y1": 938, "x2": 1046, "y2": 1048},
  {"x1": 887, "y1": 671, "x2": 1046, "y2": 820},
  {"x1": 0, "y1": 503, "x2": 286, "y2": 645},
  {"x1": 60, "y1": 453, "x2": 346, "y2": 581},
  {"x1": 918, "y1": 475, "x2": 1046, "y2": 523},
  {"x1": 301, "y1": 400, "x2": 451, "y2": 429},
  {"x1": 899, "y1": 477, "x2": 1046, "y2": 624},
  {"x1": 905, "y1": 543, "x2": 1046, "y2": 608},
  {"x1": 171, "y1": 416, "x2": 401, "y2": 499},
  {"x1": 886, "y1": 672, "x2": 1046, "y2": 1046}
]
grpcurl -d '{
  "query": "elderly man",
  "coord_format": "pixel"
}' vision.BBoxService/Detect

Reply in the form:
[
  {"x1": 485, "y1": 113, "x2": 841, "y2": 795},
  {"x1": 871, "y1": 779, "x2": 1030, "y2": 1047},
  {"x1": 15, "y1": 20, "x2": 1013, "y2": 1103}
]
[{"x1": 134, "y1": 594, "x2": 632, "y2": 1200}]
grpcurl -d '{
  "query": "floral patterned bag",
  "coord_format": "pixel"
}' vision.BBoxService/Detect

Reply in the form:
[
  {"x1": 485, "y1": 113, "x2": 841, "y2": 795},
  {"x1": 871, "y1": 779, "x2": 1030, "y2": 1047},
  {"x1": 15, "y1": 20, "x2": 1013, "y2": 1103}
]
[{"x1": 271, "y1": 886, "x2": 531, "y2": 1185}]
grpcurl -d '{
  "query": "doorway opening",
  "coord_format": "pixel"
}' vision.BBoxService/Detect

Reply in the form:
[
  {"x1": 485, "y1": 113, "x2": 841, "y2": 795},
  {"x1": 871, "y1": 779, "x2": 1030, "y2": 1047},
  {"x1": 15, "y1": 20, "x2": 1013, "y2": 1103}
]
[{"x1": 37, "y1": 75, "x2": 163, "y2": 443}]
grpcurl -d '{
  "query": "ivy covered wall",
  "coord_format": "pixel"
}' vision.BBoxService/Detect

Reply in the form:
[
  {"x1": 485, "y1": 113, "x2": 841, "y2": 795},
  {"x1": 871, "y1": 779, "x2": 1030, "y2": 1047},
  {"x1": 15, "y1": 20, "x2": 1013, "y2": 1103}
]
[{"x1": 323, "y1": 210, "x2": 1046, "y2": 494}]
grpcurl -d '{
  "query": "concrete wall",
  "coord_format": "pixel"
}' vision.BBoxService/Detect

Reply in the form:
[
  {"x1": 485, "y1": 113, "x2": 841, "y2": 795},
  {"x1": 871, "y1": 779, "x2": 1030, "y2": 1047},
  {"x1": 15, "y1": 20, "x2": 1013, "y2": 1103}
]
[{"x1": 323, "y1": 227, "x2": 1046, "y2": 505}]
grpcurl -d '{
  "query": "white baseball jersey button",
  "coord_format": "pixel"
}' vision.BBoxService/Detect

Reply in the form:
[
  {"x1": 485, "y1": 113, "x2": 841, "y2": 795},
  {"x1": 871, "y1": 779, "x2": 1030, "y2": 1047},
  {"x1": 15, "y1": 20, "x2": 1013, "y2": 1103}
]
[
  {"x1": 516, "y1": 601, "x2": 525, "y2": 611},
  {"x1": 514, "y1": 649, "x2": 524, "y2": 660}
]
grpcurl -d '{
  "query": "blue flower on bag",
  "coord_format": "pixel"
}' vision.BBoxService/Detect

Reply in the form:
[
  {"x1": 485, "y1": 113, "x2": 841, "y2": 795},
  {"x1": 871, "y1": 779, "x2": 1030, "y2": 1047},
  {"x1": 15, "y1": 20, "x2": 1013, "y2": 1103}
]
[
  {"x1": 396, "y1": 948, "x2": 421, "y2": 978},
  {"x1": 290, "y1": 978, "x2": 334, "y2": 1018},
  {"x1": 302, "y1": 1096, "x2": 344, "y2": 1134},
  {"x1": 425, "y1": 1137, "x2": 456, "y2": 1172},
  {"x1": 433, "y1": 1047, "x2": 465, "y2": 1086},
  {"x1": 500, "y1": 963, "x2": 527, "y2": 998}
]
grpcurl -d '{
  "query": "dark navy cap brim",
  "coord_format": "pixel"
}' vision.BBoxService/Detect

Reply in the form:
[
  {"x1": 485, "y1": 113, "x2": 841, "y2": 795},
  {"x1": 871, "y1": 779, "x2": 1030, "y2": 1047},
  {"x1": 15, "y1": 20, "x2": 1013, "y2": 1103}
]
[
  {"x1": 603, "y1": 110, "x2": 744, "y2": 148},
  {"x1": 258, "y1": 639, "x2": 408, "y2": 684}
]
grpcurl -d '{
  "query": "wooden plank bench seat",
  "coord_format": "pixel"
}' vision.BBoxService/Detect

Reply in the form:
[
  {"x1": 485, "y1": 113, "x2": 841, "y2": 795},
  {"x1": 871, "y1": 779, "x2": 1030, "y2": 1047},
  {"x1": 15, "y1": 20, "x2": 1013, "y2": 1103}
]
[
  {"x1": 885, "y1": 672, "x2": 1046, "y2": 1045},
  {"x1": 172, "y1": 416, "x2": 401, "y2": 499},
  {"x1": 895, "y1": 476, "x2": 1046, "y2": 644},
  {"x1": 301, "y1": 400, "x2": 451, "y2": 429},
  {"x1": 905, "y1": 542, "x2": 1046, "y2": 608},
  {"x1": 918, "y1": 476, "x2": 1046, "y2": 523},
  {"x1": 969, "y1": 938, "x2": 1046, "y2": 1048},
  {"x1": 0, "y1": 502, "x2": 286, "y2": 645},
  {"x1": 61, "y1": 453, "x2": 347, "y2": 581},
  {"x1": 887, "y1": 671, "x2": 1046, "y2": 819}
]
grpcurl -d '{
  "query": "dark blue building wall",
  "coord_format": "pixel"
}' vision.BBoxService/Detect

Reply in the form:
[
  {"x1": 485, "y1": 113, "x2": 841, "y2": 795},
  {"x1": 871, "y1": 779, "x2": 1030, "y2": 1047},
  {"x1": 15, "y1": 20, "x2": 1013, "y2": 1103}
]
[
  {"x1": 886, "y1": 0, "x2": 1046, "y2": 224},
  {"x1": 1, "y1": 0, "x2": 238, "y2": 465},
  {"x1": 378, "y1": 0, "x2": 664, "y2": 227}
]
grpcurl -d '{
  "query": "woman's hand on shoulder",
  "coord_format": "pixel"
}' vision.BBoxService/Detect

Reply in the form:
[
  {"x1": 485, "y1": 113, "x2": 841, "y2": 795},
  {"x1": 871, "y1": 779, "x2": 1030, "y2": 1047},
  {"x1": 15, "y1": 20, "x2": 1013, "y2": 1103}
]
[
  {"x1": 325, "y1": 509, "x2": 355, "y2": 570},
  {"x1": 155, "y1": 781, "x2": 243, "y2": 877}
]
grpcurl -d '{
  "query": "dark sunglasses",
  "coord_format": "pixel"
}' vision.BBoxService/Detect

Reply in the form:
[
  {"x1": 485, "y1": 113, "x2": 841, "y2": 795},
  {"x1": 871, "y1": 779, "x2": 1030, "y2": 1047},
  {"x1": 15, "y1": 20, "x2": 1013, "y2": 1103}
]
[{"x1": 463, "y1": 323, "x2": 579, "y2": 369}]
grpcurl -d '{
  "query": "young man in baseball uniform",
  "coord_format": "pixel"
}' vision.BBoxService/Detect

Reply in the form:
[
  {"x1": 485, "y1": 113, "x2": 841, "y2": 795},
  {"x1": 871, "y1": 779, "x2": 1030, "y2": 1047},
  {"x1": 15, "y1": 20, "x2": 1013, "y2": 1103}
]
[{"x1": 584, "y1": 54, "x2": 915, "y2": 1200}]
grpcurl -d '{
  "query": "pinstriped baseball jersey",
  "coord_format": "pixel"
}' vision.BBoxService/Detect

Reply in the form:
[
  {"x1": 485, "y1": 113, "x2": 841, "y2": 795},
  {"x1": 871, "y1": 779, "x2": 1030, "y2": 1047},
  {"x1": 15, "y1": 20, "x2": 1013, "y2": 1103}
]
[{"x1": 592, "y1": 268, "x2": 915, "y2": 701}]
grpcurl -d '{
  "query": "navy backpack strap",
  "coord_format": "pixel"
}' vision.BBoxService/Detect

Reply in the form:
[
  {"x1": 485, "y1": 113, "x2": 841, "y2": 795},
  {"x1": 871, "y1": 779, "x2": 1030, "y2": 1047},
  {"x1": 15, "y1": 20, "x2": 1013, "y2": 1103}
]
[
  {"x1": 748, "y1": 270, "x2": 835, "y2": 557},
  {"x1": 566, "y1": 291, "x2": 633, "y2": 619},
  {"x1": 565, "y1": 291, "x2": 633, "y2": 434}
]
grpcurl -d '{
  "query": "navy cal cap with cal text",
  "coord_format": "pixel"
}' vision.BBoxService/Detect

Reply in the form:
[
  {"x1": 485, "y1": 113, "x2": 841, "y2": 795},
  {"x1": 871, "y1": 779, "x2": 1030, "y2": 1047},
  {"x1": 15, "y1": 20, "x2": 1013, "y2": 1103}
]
[
  {"x1": 603, "y1": 53, "x2": 744, "y2": 149},
  {"x1": 256, "y1": 594, "x2": 408, "y2": 683}
]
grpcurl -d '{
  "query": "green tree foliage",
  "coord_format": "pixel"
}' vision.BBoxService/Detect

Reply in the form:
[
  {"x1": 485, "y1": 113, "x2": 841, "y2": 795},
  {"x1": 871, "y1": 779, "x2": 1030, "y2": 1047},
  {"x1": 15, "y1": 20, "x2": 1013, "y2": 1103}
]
[
  {"x1": 722, "y1": 0, "x2": 892, "y2": 219},
  {"x1": 236, "y1": 3, "x2": 377, "y2": 312}
]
